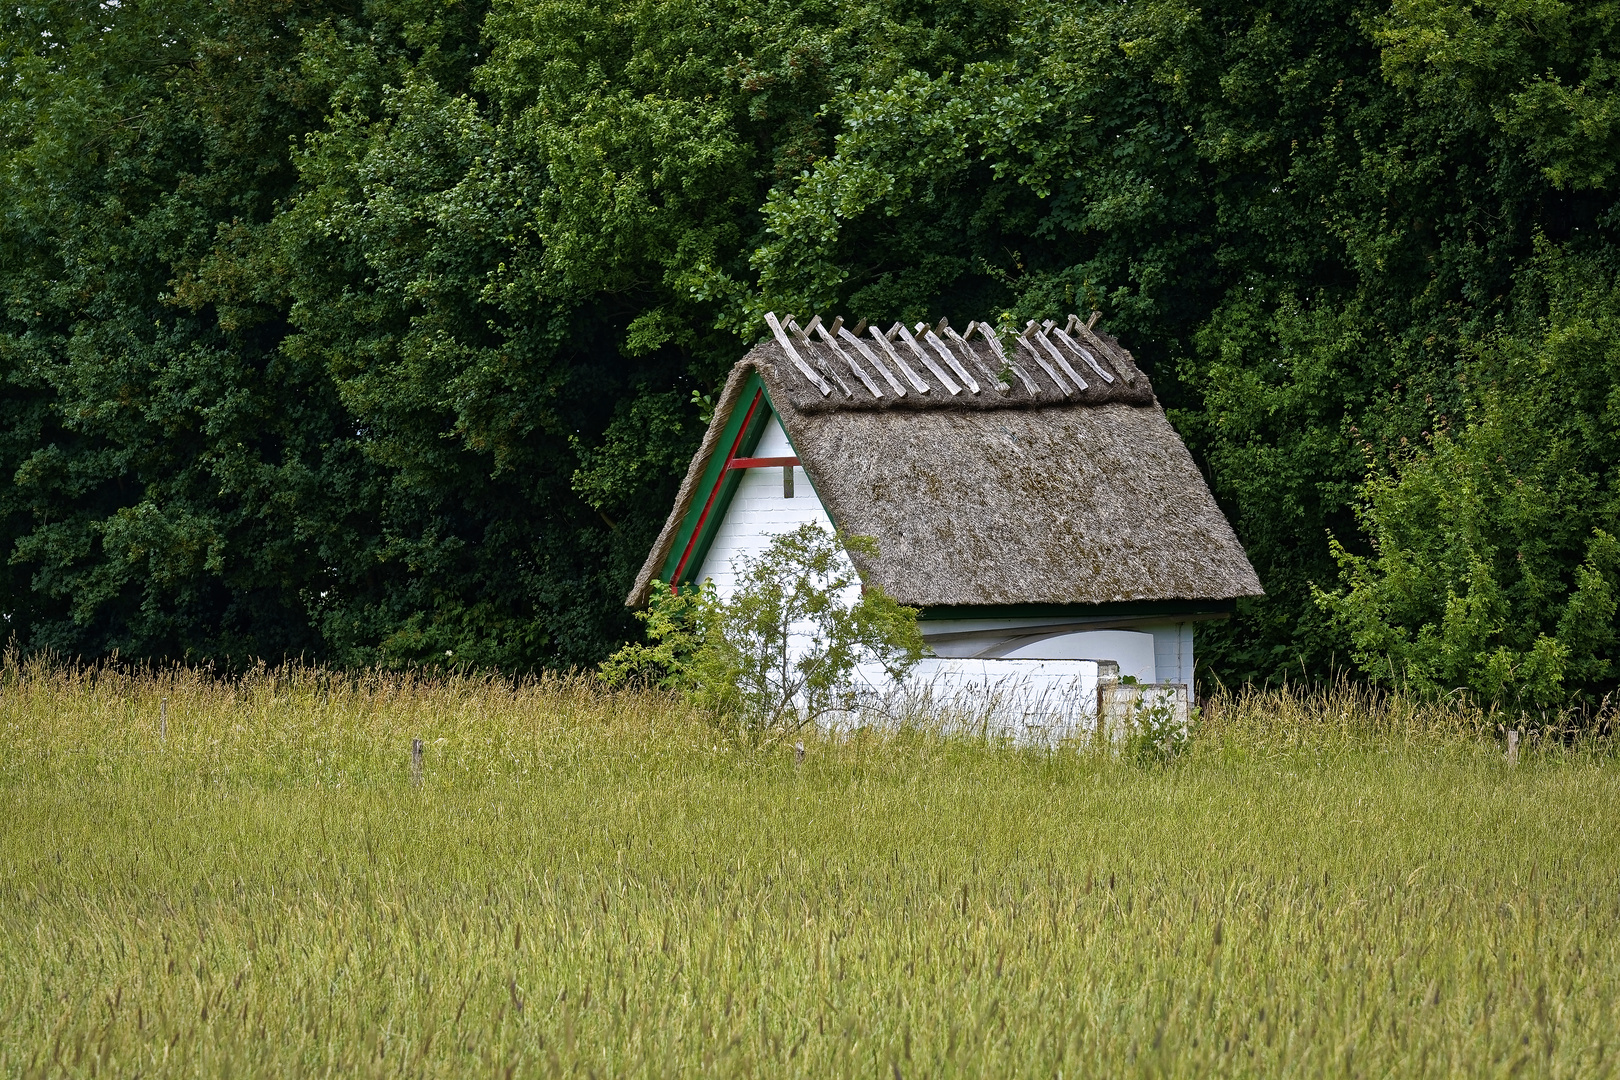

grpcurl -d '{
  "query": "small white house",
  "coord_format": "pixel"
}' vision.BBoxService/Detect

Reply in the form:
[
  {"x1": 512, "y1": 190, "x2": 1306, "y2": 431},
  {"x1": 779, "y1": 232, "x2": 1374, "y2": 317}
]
[{"x1": 628, "y1": 312, "x2": 1263, "y2": 739}]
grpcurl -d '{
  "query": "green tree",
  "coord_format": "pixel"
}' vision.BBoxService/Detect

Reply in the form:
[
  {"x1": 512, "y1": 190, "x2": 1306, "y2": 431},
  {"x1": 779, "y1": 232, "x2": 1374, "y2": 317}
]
[
  {"x1": 0, "y1": 0, "x2": 391, "y2": 661},
  {"x1": 261, "y1": 0, "x2": 1016, "y2": 667}
]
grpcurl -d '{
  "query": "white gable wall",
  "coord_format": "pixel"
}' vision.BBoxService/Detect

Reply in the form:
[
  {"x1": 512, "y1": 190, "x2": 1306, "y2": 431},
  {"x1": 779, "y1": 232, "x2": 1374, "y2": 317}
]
[{"x1": 696, "y1": 415, "x2": 836, "y2": 600}]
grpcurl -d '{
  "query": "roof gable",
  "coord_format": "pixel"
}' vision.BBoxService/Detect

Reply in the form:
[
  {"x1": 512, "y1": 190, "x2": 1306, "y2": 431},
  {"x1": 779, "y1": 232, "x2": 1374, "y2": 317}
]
[
  {"x1": 655, "y1": 369, "x2": 772, "y2": 588},
  {"x1": 641, "y1": 372, "x2": 839, "y2": 594}
]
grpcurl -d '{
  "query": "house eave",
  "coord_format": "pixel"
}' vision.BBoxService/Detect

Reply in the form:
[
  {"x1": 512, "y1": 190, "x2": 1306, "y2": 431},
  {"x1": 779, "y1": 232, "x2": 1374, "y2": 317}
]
[{"x1": 915, "y1": 598, "x2": 1239, "y2": 622}]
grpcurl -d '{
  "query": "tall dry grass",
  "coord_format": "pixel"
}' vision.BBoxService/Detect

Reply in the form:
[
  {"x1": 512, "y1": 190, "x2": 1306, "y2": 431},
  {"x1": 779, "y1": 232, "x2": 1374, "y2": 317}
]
[
  {"x1": 1, "y1": 656, "x2": 1616, "y2": 1077},
  {"x1": 1197, "y1": 675, "x2": 1615, "y2": 753}
]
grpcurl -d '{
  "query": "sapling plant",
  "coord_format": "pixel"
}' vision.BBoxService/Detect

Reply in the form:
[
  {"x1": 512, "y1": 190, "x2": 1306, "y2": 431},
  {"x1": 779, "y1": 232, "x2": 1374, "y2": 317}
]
[
  {"x1": 601, "y1": 524, "x2": 923, "y2": 738},
  {"x1": 597, "y1": 577, "x2": 718, "y2": 691}
]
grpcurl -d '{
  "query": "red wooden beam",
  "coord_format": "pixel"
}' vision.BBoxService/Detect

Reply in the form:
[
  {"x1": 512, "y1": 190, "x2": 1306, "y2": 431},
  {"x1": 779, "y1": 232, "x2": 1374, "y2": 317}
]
[{"x1": 726, "y1": 456, "x2": 800, "y2": 469}]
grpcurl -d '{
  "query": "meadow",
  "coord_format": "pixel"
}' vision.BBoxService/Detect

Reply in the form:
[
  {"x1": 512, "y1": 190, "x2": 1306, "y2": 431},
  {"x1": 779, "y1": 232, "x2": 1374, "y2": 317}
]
[{"x1": 0, "y1": 658, "x2": 1616, "y2": 1078}]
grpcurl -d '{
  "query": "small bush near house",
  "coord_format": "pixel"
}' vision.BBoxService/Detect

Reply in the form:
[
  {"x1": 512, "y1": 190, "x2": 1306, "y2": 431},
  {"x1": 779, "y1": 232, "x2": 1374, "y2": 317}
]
[
  {"x1": 601, "y1": 524, "x2": 924, "y2": 738},
  {"x1": 1122, "y1": 684, "x2": 1195, "y2": 767}
]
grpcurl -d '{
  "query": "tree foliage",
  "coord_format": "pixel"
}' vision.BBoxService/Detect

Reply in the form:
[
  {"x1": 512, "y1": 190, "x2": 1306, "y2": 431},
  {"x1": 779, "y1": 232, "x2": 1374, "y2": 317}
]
[{"x1": 2, "y1": 0, "x2": 1618, "y2": 703}]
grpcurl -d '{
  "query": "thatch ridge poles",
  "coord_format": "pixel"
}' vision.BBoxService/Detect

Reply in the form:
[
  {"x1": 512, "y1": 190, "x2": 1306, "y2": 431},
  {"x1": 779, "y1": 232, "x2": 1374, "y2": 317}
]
[
  {"x1": 968, "y1": 322, "x2": 1040, "y2": 395},
  {"x1": 793, "y1": 317, "x2": 854, "y2": 397},
  {"x1": 838, "y1": 325, "x2": 908, "y2": 396},
  {"x1": 1014, "y1": 329, "x2": 1074, "y2": 395},
  {"x1": 1027, "y1": 322, "x2": 1088, "y2": 390},
  {"x1": 1070, "y1": 314, "x2": 1139, "y2": 385},
  {"x1": 917, "y1": 323, "x2": 981, "y2": 393},
  {"x1": 1050, "y1": 320, "x2": 1116, "y2": 383},
  {"x1": 871, "y1": 325, "x2": 933, "y2": 393},
  {"x1": 945, "y1": 320, "x2": 1014, "y2": 393},
  {"x1": 813, "y1": 319, "x2": 884, "y2": 398},
  {"x1": 764, "y1": 312, "x2": 832, "y2": 396},
  {"x1": 893, "y1": 322, "x2": 961, "y2": 395},
  {"x1": 769, "y1": 309, "x2": 1148, "y2": 403}
]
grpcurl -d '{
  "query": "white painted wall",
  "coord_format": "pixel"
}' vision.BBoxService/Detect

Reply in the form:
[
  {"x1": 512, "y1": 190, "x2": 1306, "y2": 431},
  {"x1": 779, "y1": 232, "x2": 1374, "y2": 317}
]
[
  {"x1": 920, "y1": 619, "x2": 1196, "y2": 688},
  {"x1": 696, "y1": 416, "x2": 835, "y2": 599},
  {"x1": 1001, "y1": 630, "x2": 1157, "y2": 682}
]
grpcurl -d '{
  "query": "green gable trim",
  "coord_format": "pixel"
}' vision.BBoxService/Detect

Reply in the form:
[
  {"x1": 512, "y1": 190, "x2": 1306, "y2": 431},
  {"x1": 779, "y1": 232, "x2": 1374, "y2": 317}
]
[
  {"x1": 658, "y1": 371, "x2": 775, "y2": 587},
  {"x1": 916, "y1": 598, "x2": 1237, "y2": 622}
]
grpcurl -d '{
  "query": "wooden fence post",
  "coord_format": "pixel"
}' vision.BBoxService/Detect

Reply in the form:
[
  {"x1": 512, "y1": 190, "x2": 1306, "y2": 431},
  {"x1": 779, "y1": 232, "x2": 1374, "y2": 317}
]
[
  {"x1": 1506, "y1": 728, "x2": 1519, "y2": 767},
  {"x1": 411, "y1": 738, "x2": 424, "y2": 787}
]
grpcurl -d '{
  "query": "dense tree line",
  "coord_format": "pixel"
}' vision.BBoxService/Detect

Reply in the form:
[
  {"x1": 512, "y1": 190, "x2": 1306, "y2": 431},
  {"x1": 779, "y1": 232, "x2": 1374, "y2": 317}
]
[{"x1": 2, "y1": 0, "x2": 1616, "y2": 704}]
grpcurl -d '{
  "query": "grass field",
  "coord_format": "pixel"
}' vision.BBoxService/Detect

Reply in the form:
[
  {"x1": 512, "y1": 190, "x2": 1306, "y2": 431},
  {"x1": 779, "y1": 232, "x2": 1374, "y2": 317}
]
[{"x1": 1, "y1": 660, "x2": 1616, "y2": 1078}]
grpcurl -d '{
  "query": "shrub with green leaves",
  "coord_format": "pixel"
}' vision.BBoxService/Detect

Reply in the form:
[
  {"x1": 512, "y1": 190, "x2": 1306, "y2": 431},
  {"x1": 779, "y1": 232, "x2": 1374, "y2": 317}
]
[
  {"x1": 1123, "y1": 687, "x2": 1195, "y2": 767},
  {"x1": 1317, "y1": 247, "x2": 1620, "y2": 710},
  {"x1": 602, "y1": 524, "x2": 923, "y2": 736}
]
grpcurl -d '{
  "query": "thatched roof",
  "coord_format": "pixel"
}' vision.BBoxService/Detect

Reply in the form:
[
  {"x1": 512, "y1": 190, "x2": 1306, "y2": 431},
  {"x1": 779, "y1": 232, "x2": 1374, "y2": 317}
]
[{"x1": 628, "y1": 314, "x2": 1263, "y2": 609}]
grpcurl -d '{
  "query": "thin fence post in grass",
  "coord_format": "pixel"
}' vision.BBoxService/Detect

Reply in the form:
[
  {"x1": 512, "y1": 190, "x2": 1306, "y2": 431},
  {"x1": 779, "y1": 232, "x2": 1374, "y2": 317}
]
[
  {"x1": 795, "y1": 741, "x2": 805, "y2": 768},
  {"x1": 411, "y1": 738, "x2": 424, "y2": 787},
  {"x1": 1507, "y1": 728, "x2": 1519, "y2": 766}
]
